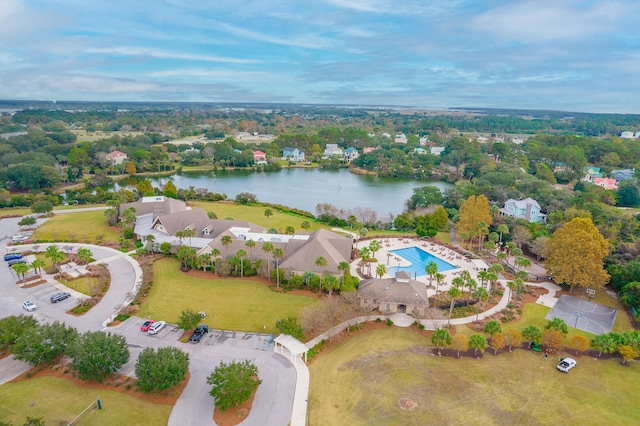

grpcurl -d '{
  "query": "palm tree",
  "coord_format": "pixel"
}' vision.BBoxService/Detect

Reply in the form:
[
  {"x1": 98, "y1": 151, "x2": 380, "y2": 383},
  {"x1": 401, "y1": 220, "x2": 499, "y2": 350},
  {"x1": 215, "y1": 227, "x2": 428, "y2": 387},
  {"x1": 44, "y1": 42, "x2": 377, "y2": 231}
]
[
  {"x1": 197, "y1": 253, "x2": 210, "y2": 272},
  {"x1": 12, "y1": 262, "x2": 30, "y2": 281},
  {"x1": 322, "y1": 275, "x2": 340, "y2": 296},
  {"x1": 431, "y1": 328, "x2": 452, "y2": 356},
  {"x1": 245, "y1": 239, "x2": 256, "y2": 260},
  {"x1": 236, "y1": 249, "x2": 247, "y2": 277},
  {"x1": 425, "y1": 261, "x2": 438, "y2": 288},
  {"x1": 472, "y1": 287, "x2": 489, "y2": 322},
  {"x1": 477, "y1": 270, "x2": 490, "y2": 289},
  {"x1": 515, "y1": 255, "x2": 532, "y2": 271},
  {"x1": 476, "y1": 221, "x2": 488, "y2": 250},
  {"x1": 507, "y1": 280, "x2": 518, "y2": 304},
  {"x1": 497, "y1": 224, "x2": 509, "y2": 244},
  {"x1": 447, "y1": 286, "x2": 462, "y2": 327},
  {"x1": 315, "y1": 256, "x2": 328, "y2": 293},
  {"x1": 496, "y1": 251, "x2": 507, "y2": 265},
  {"x1": 375, "y1": 263, "x2": 387, "y2": 279},
  {"x1": 211, "y1": 248, "x2": 221, "y2": 273},
  {"x1": 262, "y1": 242, "x2": 274, "y2": 282},
  {"x1": 338, "y1": 261, "x2": 350, "y2": 287},
  {"x1": 221, "y1": 235, "x2": 232, "y2": 258},
  {"x1": 434, "y1": 272, "x2": 445, "y2": 306},
  {"x1": 31, "y1": 258, "x2": 46, "y2": 277},
  {"x1": 45, "y1": 245, "x2": 65, "y2": 273},
  {"x1": 122, "y1": 207, "x2": 137, "y2": 234},
  {"x1": 301, "y1": 221, "x2": 311, "y2": 231},
  {"x1": 465, "y1": 277, "x2": 478, "y2": 306},
  {"x1": 175, "y1": 230, "x2": 186, "y2": 246},
  {"x1": 176, "y1": 246, "x2": 196, "y2": 270},
  {"x1": 264, "y1": 208, "x2": 273, "y2": 227},
  {"x1": 273, "y1": 248, "x2": 284, "y2": 287},
  {"x1": 369, "y1": 240, "x2": 380, "y2": 260},
  {"x1": 77, "y1": 248, "x2": 93, "y2": 265},
  {"x1": 144, "y1": 234, "x2": 156, "y2": 251},
  {"x1": 183, "y1": 228, "x2": 195, "y2": 247},
  {"x1": 359, "y1": 247, "x2": 371, "y2": 276}
]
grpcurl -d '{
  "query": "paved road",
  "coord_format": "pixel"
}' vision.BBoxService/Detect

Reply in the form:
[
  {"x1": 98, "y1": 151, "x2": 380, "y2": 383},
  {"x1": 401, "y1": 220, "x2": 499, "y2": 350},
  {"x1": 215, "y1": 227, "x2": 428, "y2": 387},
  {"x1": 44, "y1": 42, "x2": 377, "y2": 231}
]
[{"x1": 0, "y1": 216, "x2": 298, "y2": 425}]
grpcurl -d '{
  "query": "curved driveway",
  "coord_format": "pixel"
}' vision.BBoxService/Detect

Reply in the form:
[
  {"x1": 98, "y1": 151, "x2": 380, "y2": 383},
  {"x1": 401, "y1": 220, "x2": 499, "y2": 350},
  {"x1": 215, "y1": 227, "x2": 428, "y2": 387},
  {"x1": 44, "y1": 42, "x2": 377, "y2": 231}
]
[{"x1": 0, "y1": 216, "x2": 298, "y2": 426}]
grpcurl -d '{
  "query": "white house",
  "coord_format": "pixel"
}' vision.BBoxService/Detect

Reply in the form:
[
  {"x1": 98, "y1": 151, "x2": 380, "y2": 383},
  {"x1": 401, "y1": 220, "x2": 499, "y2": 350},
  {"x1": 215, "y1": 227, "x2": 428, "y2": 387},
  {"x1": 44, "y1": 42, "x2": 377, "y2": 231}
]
[
  {"x1": 323, "y1": 144, "x2": 343, "y2": 158},
  {"x1": 283, "y1": 147, "x2": 305, "y2": 162},
  {"x1": 394, "y1": 134, "x2": 407, "y2": 144},
  {"x1": 620, "y1": 131, "x2": 635, "y2": 139},
  {"x1": 106, "y1": 150, "x2": 128, "y2": 165},
  {"x1": 499, "y1": 198, "x2": 546, "y2": 223},
  {"x1": 430, "y1": 147, "x2": 445, "y2": 156}
]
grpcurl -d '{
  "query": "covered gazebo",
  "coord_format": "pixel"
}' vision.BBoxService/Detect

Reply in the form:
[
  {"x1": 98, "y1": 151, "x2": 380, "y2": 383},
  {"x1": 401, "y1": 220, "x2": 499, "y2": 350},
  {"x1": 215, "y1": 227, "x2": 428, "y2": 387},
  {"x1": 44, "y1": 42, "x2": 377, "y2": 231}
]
[{"x1": 274, "y1": 334, "x2": 308, "y2": 365}]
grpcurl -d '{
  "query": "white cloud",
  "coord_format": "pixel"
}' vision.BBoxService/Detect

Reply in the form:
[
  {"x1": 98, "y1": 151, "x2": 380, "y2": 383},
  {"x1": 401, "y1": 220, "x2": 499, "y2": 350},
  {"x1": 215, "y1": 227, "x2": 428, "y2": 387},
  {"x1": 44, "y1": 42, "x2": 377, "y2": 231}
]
[
  {"x1": 210, "y1": 20, "x2": 333, "y2": 50},
  {"x1": 85, "y1": 47, "x2": 262, "y2": 64}
]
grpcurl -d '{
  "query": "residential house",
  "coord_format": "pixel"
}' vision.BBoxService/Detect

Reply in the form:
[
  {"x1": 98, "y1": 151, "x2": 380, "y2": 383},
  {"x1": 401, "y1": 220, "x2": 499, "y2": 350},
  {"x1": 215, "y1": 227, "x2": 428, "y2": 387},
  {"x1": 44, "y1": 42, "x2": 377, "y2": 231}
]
[
  {"x1": 620, "y1": 131, "x2": 635, "y2": 139},
  {"x1": 253, "y1": 150, "x2": 267, "y2": 165},
  {"x1": 381, "y1": 132, "x2": 391, "y2": 139},
  {"x1": 476, "y1": 136, "x2": 489, "y2": 144},
  {"x1": 394, "y1": 134, "x2": 407, "y2": 144},
  {"x1": 419, "y1": 136, "x2": 429, "y2": 145},
  {"x1": 283, "y1": 147, "x2": 305, "y2": 162},
  {"x1": 106, "y1": 150, "x2": 128, "y2": 165},
  {"x1": 323, "y1": 144, "x2": 343, "y2": 158},
  {"x1": 413, "y1": 147, "x2": 427, "y2": 155},
  {"x1": 363, "y1": 147, "x2": 377, "y2": 154},
  {"x1": 343, "y1": 147, "x2": 359, "y2": 162},
  {"x1": 357, "y1": 271, "x2": 429, "y2": 316},
  {"x1": 430, "y1": 147, "x2": 445, "y2": 156},
  {"x1": 592, "y1": 178, "x2": 618, "y2": 190},
  {"x1": 582, "y1": 166, "x2": 603, "y2": 181},
  {"x1": 511, "y1": 137, "x2": 525, "y2": 145},
  {"x1": 499, "y1": 198, "x2": 547, "y2": 223},
  {"x1": 611, "y1": 168, "x2": 635, "y2": 181}
]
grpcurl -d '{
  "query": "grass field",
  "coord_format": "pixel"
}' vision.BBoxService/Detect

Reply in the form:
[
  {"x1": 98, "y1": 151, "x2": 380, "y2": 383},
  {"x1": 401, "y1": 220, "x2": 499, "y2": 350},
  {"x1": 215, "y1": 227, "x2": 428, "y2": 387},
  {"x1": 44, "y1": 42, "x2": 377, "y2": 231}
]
[
  {"x1": 309, "y1": 327, "x2": 640, "y2": 426},
  {"x1": 189, "y1": 200, "x2": 329, "y2": 232},
  {"x1": 147, "y1": 258, "x2": 317, "y2": 333},
  {"x1": 0, "y1": 376, "x2": 171, "y2": 426},
  {"x1": 31, "y1": 210, "x2": 120, "y2": 243}
]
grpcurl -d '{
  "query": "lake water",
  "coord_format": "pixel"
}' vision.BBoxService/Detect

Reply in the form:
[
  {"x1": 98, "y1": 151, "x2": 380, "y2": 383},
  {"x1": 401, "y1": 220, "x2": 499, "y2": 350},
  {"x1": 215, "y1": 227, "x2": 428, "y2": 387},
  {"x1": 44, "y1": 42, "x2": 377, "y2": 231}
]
[{"x1": 122, "y1": 168, "x2": 452, "y2": 218}]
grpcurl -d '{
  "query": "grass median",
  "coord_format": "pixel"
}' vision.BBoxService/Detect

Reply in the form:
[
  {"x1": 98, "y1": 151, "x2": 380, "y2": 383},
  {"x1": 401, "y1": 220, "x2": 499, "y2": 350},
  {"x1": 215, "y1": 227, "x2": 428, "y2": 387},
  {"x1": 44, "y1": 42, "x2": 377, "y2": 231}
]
[
  {"x1": 31, "y1": 210, "x2": 120, "y2": 243},
  {"x1": 146, "y1": 258, "x2": 317, "y2": 333},
  {"x1": 309, "y1": 327, "x2": 640, "y2": 425}
]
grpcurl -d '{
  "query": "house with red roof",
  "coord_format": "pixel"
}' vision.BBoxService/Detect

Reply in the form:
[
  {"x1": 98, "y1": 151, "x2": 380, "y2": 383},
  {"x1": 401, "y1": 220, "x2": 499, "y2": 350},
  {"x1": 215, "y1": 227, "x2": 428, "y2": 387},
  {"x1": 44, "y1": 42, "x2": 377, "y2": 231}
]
[
  {"x1": 253, "y1": 150, "x2": 267, "y2": 165},
  {"x1": 106, "y1": 150, "x2": 128, "y2": 165},
  {"x1": 592, "y1": 177, "x2": 618, "y2": 190}
]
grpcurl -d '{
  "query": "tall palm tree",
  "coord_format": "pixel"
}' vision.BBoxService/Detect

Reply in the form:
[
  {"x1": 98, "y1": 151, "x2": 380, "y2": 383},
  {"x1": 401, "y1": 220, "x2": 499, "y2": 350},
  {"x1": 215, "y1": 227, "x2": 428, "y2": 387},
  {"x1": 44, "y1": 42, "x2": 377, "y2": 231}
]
[
  {"x1": 375, "y1": 263, "x2": 387, "y2": 279},
  {"x1": 369, "y1": 240, "x2": 380, "y2": 260},
  {"x1": 338, "y1": 261, "x2": 350, "y2": 287},
  {"x1": 221, "y1": 235, "x2": 232, "y2": 258},
  {"x1": 211, "y1": 248, "x2": 221, "y2": 273},
  {"x1": 359, "y1": 247, "x2": 371, "y2": 276},
  {"x1": 262, "y1": 242, "x2": 274, "y2": 282},
  {"x1": 477, "y1": 270, "x2": 490, "y2": 289},
  {"x1": 236, "y1": 249, "x2": 247, "y2": 277},
  {"x1": 447, "y1": 286, "x2": 462, "y2": 327},
  {"x1": 477, "y1": 221, "x2": 488, "y2": 250},
  {"x1": 273, "y1": 248, "x2": 284, "y2": 288},
  {"x1": 175, "y1": 230, "x2": 186, "y2": 247},
  {"x1": 31, "y1": 258, "x2": 46, "y2": 277},
  {"x1": 497, "y1": 224, "x2": 509, "y2": 244},
  {"x1": 245, "y1": 239, "x2": 256, "y2": 260},
  {"x1": 183, "y1": 228, "x2": 195, "y2": 247},
  {"x1": 315, "y1": 256, "x2": 328, "y2": 293},
  {"x1": 425, "y1": 261, "x2": 438, "y2": 287},
  {"x1": 515, "y1": 255, "x2": 532, "y2": 271},
  {"x1": 472, "y1": 287, "x2": 489, "y2": 322},
  {"x1": 13, "y1": 262, "x2": 30, "y2": 281},
  {"x1": 45, "y1": 245, "x2": 65, "y2": 273},
  {"x1": 434, "y1": 272, "x2": 445, "y2": 307},
  {"x1": 144, "y1": 234, "x2": 156, "y2": 251}
]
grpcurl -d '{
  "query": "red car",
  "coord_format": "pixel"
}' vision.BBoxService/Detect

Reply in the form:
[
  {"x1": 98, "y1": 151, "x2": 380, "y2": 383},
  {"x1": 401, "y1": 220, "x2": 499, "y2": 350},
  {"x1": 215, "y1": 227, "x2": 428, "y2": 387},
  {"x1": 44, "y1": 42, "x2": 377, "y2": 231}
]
[{"x1": 140, "y1": 320, "x2": 156, "y2": 332}]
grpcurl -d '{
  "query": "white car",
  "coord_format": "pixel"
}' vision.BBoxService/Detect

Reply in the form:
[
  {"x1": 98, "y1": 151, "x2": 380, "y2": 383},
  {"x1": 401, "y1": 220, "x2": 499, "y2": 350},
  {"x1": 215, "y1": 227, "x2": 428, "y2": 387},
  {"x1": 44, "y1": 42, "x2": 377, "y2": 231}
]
[
  {"x1": 557, "y1": 357, "x2": 577, "y2": 373},
  {"x1": 22, "y1": 300, "x2": 37, "y2": 312},
  {"x1": 148, "y1": 320, "x2": 166, "y2": 335}
]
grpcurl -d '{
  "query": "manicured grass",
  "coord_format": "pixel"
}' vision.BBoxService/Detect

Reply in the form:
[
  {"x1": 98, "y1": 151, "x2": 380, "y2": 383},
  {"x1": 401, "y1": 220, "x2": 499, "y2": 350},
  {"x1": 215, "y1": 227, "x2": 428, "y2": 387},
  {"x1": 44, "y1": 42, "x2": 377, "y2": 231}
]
[
  {"x1": 0, "y1": 207, "x2": 31, "y2": 218},
  {"x1": 309, "y1": 327, "x2": 640, "y2": 426},
  {"x1": 147, "y1": 258, "x2": 317, "y2": 332},
  {"x1": 31, "y1": 210, "x2": 120, "y2": 243},
  {"x1": 0, "y1": 376, "x2": 171, "y2": 426},
  {"x1": 190, "y1": 200, "x2": 329, "y2": 232},
  {"x1": 61, "y1": 276, "x2": 97, "y2": 297}
]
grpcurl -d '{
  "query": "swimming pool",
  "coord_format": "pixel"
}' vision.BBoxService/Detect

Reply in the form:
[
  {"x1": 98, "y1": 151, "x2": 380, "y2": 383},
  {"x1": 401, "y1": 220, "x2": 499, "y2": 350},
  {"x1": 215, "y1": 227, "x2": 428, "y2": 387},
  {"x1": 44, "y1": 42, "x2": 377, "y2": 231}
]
[{"x1": 387, "y1": 246, "x2": 457, "y2": 277}]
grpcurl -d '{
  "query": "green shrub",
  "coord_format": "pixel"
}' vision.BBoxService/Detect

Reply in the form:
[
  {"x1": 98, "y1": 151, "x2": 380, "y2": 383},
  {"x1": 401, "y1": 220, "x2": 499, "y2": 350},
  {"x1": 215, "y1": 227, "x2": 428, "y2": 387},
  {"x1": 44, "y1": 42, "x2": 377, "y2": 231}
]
[{"x1": 386, "y1": 318, "x2": 394, "y2": 327}]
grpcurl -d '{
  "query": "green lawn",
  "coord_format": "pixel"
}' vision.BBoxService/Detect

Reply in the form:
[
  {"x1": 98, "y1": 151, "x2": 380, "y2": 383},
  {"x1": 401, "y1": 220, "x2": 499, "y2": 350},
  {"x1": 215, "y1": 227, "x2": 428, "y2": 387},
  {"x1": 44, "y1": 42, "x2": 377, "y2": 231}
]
[
  {"x1": 190, "y1": 200, "x2": 329, "y2": 232},
  {"x1": 309, "y1": 327, "x2": 640, "y2": 426},
  {"x1": 0, "y1": 376, "x2": 171, "y2": 426},
  {"x1": 31, "y1": 210, "x2": 120, "y2": 243},
  {"x1": 147, "y1": 258, "x2": 317, "y2": 333}
]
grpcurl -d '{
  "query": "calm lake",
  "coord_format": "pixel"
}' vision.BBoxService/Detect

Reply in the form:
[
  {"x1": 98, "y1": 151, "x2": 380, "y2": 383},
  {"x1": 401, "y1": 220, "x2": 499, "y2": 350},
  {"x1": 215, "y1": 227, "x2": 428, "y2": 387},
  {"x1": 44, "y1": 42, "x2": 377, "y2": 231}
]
[{"x1": 121, "y1": 168, "x2": 452, "y2": 218}]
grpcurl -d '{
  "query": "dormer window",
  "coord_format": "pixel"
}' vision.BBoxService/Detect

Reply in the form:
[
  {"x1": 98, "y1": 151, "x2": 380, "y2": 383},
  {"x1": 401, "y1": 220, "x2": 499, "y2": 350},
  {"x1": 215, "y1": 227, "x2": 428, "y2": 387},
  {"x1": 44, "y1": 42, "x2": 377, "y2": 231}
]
[{"x1": 203, "y1": 228, "x2": 210, "y2": 236}]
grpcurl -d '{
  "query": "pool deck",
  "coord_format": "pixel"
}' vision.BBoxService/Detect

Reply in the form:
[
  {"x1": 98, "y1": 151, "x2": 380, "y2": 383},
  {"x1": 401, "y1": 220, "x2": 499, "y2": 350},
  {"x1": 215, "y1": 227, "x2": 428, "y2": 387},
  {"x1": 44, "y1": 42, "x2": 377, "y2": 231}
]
[{"x1": 353, "y1": 237, "x2": 487, "y2": 298}]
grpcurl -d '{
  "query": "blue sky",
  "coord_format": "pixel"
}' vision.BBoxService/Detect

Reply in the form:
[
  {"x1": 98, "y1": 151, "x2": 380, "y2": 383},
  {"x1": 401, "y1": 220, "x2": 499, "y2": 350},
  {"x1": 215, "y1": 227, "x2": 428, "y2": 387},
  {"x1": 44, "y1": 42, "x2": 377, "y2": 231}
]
[{"x1": 1, "y1": 0, "x2": 639, "y2": 113}]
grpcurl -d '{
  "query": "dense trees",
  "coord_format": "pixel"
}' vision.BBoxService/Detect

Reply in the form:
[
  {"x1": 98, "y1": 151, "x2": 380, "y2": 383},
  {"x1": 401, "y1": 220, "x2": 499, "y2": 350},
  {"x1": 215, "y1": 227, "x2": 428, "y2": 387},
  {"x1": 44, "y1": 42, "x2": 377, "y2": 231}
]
[
  {"x1": 544, "y1": 218, "x2": 610, "y2": 291},
  {"x1": 208, "y1": 360, "x2": 262, "y2": 411},
  {"x1": 135, "y1": 347, "x2": 189, "y2": 393},
  {"x1": 66, "y1": 331, "x2": 129, "y2": 382},
  {"x1": 12, "y1": 322, "x2": 78, "y2": 366}
]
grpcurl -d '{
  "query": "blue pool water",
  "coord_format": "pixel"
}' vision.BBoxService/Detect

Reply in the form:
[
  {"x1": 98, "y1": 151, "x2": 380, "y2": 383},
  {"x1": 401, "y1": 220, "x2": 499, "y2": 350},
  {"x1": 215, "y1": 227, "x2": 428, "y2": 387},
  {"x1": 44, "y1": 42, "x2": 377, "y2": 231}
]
[{"x1": 387, "y1": 246, "x2": 457, "y2": 277}]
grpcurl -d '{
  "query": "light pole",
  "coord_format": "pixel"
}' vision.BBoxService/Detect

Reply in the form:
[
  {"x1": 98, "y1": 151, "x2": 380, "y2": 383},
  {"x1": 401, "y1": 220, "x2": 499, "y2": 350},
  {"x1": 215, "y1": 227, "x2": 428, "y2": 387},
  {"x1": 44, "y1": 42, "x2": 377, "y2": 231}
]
[{"x1": 574, "y1": 311, "x2": 583, "y2": 328}]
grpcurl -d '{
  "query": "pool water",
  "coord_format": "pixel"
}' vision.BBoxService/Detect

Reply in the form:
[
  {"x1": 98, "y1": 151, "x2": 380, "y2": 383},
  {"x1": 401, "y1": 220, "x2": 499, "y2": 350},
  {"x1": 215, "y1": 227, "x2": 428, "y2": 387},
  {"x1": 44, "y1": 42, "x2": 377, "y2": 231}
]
[{"x1": 387, "y1": 246, "x2": 457, "y2": 278}]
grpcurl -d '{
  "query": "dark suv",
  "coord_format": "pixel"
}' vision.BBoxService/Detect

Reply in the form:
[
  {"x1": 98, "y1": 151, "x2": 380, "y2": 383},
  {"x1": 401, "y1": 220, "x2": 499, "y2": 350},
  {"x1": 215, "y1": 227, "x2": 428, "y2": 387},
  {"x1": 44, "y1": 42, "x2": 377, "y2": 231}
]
[
  {"x1": 50, "y1": 292, "x2": 71, "y2": 303},
  {"x1": 189, "y1": 324, "x2": 209, "y2": 343}
]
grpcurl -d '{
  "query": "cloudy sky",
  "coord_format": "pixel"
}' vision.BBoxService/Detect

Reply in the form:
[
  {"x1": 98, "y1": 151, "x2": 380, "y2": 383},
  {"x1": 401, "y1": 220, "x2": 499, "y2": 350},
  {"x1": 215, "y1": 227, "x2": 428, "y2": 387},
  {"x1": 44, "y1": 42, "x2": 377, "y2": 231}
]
[{"x1": 1, "y1": 0, "x2": 639, "y2": 113}]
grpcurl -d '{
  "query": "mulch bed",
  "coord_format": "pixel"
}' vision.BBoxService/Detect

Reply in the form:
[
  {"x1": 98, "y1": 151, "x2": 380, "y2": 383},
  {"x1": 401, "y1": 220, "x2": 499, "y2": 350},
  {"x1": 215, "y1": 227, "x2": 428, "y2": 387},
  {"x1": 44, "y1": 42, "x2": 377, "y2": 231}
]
[{"x1": 212, "y1": 384, "x2": 258, "y2": 426}]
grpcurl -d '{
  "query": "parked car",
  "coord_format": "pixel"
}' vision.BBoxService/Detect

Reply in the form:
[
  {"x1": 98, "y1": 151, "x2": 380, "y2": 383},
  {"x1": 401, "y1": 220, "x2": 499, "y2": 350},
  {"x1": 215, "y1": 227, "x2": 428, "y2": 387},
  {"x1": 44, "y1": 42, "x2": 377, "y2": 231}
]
[
  {"x1": 148, "y1": 321, "x2": 166, "y2": 335},
  {"x1": 189, "y1": 324, "x2": 209, "y2": 343},
  {"x1": 4, "y1": 253, "x2": 23, "y2": 261},
  {"x1": 140, "y1": 320, "x2": 156, "y2": 332},
  {"x1": 22, "y1": 300, "x2": 37, "y2": 312},
  {"x1": 8, "y1": 259, "x2": 27, "y2": 266},
  {"x1": 12, "y1": 235, "x2": 28, "y2": 242},
  {"x1": 50, "y1": 292, "x2": 71, "y2": 303},
  {"x1": 557, "y1": 357, "x2": 577, "y2": 373}
]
